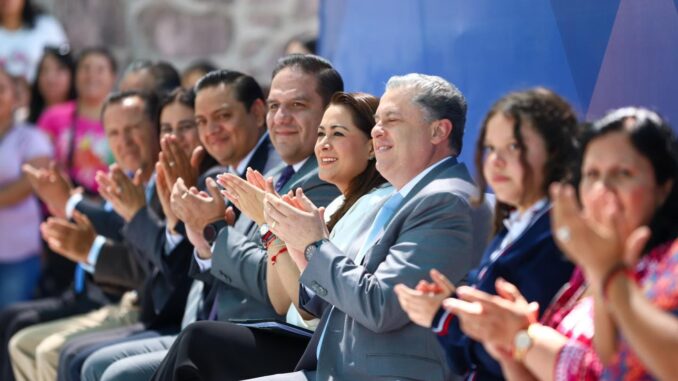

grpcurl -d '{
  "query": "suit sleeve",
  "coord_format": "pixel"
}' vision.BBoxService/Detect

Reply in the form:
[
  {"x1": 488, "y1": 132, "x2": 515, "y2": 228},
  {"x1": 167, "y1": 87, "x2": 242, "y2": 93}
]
[
  {"x1": 76, "y1": 199, "x2": 125, "y2": 241},
  {"x1": 122, "y1": 206, "x2": 166, "y2": 267},
  {"x1": 300, "y1": 192, "x2": 477, "y2": 334},
  {"x1": 437, "y1": 225, "x2": 574, "y2": 377},
  {"x1": 92, "y1": 240, "x2": 147, "y2": 290},
  {"x1": 210, "y1": 181, "x2": 340, "y2": 306}
]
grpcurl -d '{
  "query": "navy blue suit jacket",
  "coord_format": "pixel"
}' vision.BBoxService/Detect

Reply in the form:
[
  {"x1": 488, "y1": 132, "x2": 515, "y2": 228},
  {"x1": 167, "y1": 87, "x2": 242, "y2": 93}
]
[{"x1": 434, "y1": 208, "x2": 574, "y2": 380}]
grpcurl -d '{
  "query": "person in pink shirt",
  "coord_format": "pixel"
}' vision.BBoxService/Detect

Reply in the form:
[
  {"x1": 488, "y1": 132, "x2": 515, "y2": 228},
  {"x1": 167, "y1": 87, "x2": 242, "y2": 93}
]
[{"x1": 37, "y1": 47, "x2": 116, "y2": 195}]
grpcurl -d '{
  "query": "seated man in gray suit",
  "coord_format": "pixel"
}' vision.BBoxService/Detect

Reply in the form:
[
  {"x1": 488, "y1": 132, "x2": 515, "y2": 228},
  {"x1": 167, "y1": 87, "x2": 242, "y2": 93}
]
[
  {"x1": 250, "y1": 73, "x2": 493, "y2": 380},
  {"x1": 148, "y1": 54, "x2": 343, "y2": 381}
]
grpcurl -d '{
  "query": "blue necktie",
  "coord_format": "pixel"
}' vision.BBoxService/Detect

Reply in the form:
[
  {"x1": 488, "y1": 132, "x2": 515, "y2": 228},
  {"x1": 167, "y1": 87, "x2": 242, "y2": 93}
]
[
  {"x1": 74, "y1": 265, "x2": 85, "y2": 294},
  {"x1": 317, "y1": 191, "x2": 404, "y2": 359},
  {"x1": 354, "y1": 192, "x2": 404, "y2": 264},
  {"x1": 275, "y1": 165, "x2": 295, "y2": 192}
]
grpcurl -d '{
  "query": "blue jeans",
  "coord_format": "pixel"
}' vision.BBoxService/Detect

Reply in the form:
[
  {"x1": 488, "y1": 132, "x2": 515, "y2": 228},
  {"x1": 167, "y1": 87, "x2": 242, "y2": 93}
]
[{"x1": 0, "y1": 255, "x2": 41, "y2": 309}]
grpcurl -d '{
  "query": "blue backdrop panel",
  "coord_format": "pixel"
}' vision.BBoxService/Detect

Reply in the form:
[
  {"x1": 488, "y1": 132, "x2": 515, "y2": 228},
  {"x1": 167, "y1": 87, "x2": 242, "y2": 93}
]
[{"x1": 319, "y1": 0, "x2": 678, "y2": 173}]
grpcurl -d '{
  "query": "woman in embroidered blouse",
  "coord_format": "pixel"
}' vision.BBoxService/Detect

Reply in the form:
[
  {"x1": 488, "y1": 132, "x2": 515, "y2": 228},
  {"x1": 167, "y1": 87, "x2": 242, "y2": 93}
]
[
  {"x1": 442, "y1": 107, "x2": 678, "y2": 381},
  {"x1": 394, "y1": 88, "x2": 579, "y2": 380},
  {"x1": 551, "y1": 108, "x2": 678, "y2": 381}
]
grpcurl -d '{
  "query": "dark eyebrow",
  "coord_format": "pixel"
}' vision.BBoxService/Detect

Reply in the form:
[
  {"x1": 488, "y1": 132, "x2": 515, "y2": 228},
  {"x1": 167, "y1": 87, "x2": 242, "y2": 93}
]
[{"x1": 328, "y1": 124, "x2": 349, "y2": 131}]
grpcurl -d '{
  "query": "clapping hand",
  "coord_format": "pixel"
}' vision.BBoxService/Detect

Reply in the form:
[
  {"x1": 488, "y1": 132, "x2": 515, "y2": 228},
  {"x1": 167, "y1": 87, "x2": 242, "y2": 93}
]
[
  {"x1": 549, "y1": 182, "x2": 643, "y2": 284},
  {"x1": 159, "y1": 136, "x2": 202, "y2": 189},
  {"x1": 41, "y1": 211, "x2": 96, "y2": 264},
  {"x1": 96, "y1": 164, "x2": 147, "y2": 222},
  {"x1": 23, "y1": 161, "x2": 73, "y2": 218},
  {"x1": 394, "y1": 269, "x2": 456, "y2": 328},
  {"x1": 442, "y1": 278, "x2": 538, "y2": 349},
  {"x1": 263, "y1": 188, "x2": 328, "y2": 254}
]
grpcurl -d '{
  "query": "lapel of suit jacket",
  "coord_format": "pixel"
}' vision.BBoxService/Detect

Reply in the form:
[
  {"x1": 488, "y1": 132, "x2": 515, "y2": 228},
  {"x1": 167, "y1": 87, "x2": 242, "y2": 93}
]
[
  {"x1": 245, "y1": 134, "x2": 272, "y2": 175},
  {"x1": 365, "y1": 157, "x2": 459, "y2": 251},
  {"x1": 278, "y1": 154, "x2": 318, "y2": 195}
]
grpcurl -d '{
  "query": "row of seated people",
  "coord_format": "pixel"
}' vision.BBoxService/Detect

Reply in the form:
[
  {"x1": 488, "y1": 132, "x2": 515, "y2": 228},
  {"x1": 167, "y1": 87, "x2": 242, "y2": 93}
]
[{"x1": 0, "y1": 53, "x2": 677, "y2": 381}]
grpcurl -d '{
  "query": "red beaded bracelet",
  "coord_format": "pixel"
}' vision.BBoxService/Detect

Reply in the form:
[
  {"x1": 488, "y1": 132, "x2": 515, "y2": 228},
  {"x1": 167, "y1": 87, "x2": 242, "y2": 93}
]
[
  {"x1": 271, "y1": 247, "x2": 288, "y2": 265},
  {"x1": 601, "y1": 262, "x2": 634, "y2": 301}
]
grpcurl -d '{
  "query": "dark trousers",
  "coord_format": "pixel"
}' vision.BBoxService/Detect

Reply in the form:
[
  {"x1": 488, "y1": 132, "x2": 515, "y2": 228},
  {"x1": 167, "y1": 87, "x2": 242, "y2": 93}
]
[
  {"x1": 151, "y1": 321, "x2": 310, "y2": 381},
  {"x1": 0, "y1": 290, "x2": 102, "y2": 381}
]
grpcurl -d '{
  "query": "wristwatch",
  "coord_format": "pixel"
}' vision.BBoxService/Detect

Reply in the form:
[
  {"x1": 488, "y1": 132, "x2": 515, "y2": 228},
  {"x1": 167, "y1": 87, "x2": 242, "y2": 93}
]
[
  {"x1": 259, "y1": 224, "x2": 276, "y2": 249},
  {"x1": 513, "y1": 324, "x2": 536, "y2": 361},
  {"x1": 202, "y1": 223, "x2": 219, "y2": 245},
  {"x1": 304, "y1": 239, "x2": 329, "y2": 261}
]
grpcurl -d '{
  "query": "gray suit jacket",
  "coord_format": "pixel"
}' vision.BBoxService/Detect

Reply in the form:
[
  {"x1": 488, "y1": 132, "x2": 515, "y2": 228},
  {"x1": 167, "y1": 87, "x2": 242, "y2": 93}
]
[
  {"x1": 208, "y1": 156, "x2": 341, "y2": 319},
  {"x1": 298, "y1": 158, "x2": 493, "y2": 381}
]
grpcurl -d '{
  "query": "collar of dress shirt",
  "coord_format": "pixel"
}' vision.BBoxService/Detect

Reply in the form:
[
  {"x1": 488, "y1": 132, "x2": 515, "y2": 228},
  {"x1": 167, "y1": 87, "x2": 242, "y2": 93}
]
[
  {"x1": 502, "y1": 197, "x2": 549, "y2": 236},
  {"x1": 291, "y1": 156, "x2": 309, "y2": 173},
  {"x1": 228, "y1": 132, "x2": 269, "y2": 176},
  {"x1": 397, "y1": 156, "x2": 454, "y2": 198}
]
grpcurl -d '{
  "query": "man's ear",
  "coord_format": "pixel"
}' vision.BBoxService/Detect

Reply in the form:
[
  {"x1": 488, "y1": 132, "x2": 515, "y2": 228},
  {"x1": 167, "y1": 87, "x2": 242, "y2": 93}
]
[
  {"x1": 250, "y1": 98, "x2": 266, "y2": 128},
  {"x1": 431, "y1": 119, "x2": 453, "y2": 145}
]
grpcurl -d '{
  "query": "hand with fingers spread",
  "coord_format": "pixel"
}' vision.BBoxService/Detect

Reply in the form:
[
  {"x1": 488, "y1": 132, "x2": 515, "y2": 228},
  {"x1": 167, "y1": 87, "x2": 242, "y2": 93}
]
[
  {"x1": 40, "y1": 211, "x2": 97, "y2": 264},
  {"x1": 22, "y1": 161, "x2": 74, "y2": 217},
  {"x1": 217, "y1": 168, "x2": 273, "y2": 226},
  {"x1": 155, "y1": 162, "x2": 179, "y2": 232},
  {"x1": 550, "y1": 182, "x2": 628, "y2": 283},
  {"x1": 96, "y1": 164, "x2": 147, "y2": 222},
  {"x1": 263, "y1": 187, "x2": 328, "y2": 254},
  {"x1": 159, "y1": 136, "x2": 202, "y2": 189},
  {"x1": 442, "y1": 278, "x2": 539, "y2": 349},
  {"x1": 394, "y1": 269, "x2": 456, "y2": 328},
  {"x1": 170, "y1": 177, "x2": 224, "y2": 233}
]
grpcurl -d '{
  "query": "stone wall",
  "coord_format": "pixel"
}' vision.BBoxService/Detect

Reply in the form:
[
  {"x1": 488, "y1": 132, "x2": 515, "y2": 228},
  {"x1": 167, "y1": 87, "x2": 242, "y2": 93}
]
[{"x1": 34, "y1": 0, "x2": 318, "y2": 85}]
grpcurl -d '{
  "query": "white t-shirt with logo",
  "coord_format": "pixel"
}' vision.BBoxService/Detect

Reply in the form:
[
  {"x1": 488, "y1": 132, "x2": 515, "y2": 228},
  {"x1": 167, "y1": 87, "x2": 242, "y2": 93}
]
[{"x1": 0, "y1": 15, "x2": 68, "y2": 82}]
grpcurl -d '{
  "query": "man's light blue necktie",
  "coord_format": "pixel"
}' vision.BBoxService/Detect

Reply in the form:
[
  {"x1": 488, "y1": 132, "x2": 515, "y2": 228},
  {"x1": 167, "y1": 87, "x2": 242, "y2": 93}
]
[{"x1": 316, "y1": 191, "x2": 404, "y2": 359}]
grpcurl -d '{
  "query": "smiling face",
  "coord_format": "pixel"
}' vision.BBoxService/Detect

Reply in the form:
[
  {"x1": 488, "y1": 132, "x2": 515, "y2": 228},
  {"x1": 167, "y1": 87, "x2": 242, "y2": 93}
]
[
  {"x1": 38, "y1": 54, "x2": 72, "y2": 106},
  {"x1": 482, "y1": 113, "x2": 548, "y2": 211},
  {"x1": 580, "y1": 131, "x2": 671, "y2": 236},
  {"x1": 75, "y1": 53, "x2": 116, "y2": 105},
  {"x1": 103, "y1": 96, "x2": 158, "y2": 174},
  {"x1": 266, "y1": 67, "x2": 326, "y2": 165},
  {"x1": 372, "y1": 87, "x2": 446, "y2": 189},
  {"x1": 314, "y1": 104, "x2": 373, "y2": 194},
  {"x1": 194, "y1": 84, "x2": 264, "y2": 167},
  {"x1": 160, "y1": 101, "x2": 200, "y2": 156}
]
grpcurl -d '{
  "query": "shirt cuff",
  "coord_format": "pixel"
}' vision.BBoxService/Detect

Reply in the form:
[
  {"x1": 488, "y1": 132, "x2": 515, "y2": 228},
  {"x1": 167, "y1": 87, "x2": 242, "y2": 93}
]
[
  {"x1": 194, "y1": 249, "x2": 212, "y2": 271},
  {"x1": 431, "y1": 308, "x2": 454, "y2": 335},
  {"x1": 164, "y1": 227, "x2": 184, "y2": 255},
  {"x1": 81, "y1": 235, "x2": 106, "y2": 273},
  {"x1": 65, "y1": 193, "x2": 84, "y2": 219}
]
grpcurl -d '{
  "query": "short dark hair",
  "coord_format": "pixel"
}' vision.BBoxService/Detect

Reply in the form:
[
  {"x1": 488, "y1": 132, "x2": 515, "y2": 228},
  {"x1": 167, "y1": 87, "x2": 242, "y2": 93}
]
[
  {"x1": 474, "y1": 87, "x2": 580, "y2": 233},
  {"x1": 584, "y1": 107, "x2": 678, "y2": 252},
  {"x1": 183, "y1": 60, "x2": 219, "y2": 78},
  {"x1": 122, "y1": 60, "x2": 181, "y2": 97},
  {"x1": 76, "y1": 47, "x2": 118, "y2": 75},
  {"x1": 271, "y1": 54, "x2": 343, "y2": 107},
  {"x1": 194, "y1": 69, "x2": 265, "y2": 111},
  {"x1": 101, "y1": 90, "x2": 160, "y2": 133},
  {"x1": 386, "y1": 74, "x2": 467, "y2": 155},
  {"x1": 160, "y1": 87, "x2": 195, "y2": 113}
]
